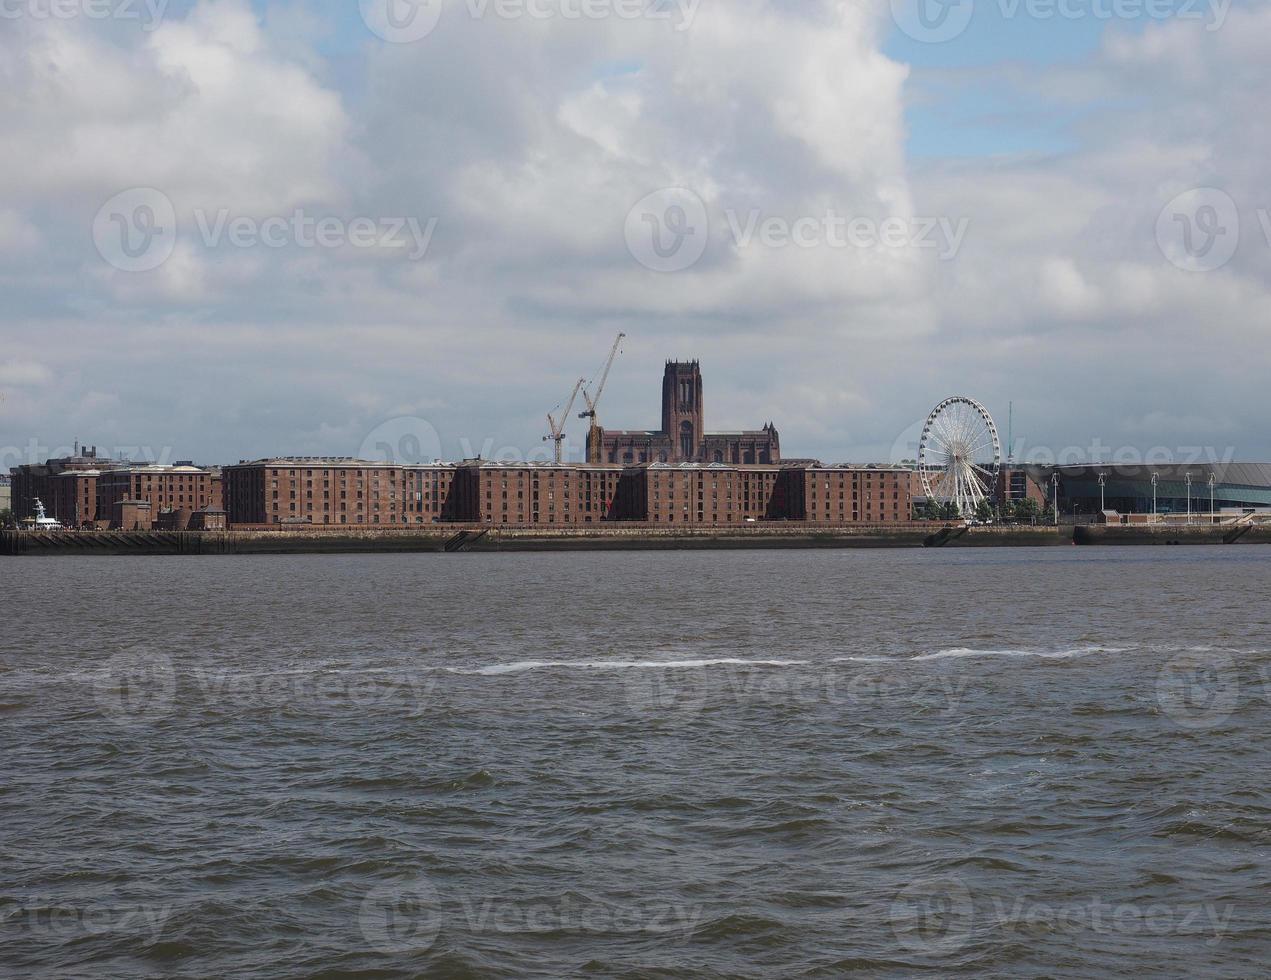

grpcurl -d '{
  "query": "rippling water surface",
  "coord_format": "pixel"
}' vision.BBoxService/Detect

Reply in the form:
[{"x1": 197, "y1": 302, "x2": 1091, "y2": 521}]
[{"x1": 3, "y1": 547, "x2": 1271, "y2": 977}]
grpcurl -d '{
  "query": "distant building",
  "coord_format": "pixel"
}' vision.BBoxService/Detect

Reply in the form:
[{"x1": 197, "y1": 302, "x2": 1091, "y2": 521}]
[
  {"x1": 1025, "y1": 463, "x2": 1271, "y2": 518},
  {"x1": 10, "y1": 450, "x2": 222, "y2": 527},
  {"x1": 995, "y1": 467, "x2": 1048, "y2": 509},
  {"x1": 112, "y1": 499, "x2": 153, "y2": 531},
  {"x1": 219, "y1": 458, "x2": 921, "y2": 528},
  {"x1": 0, "y1": 476, "x2": 11, "y2": 518},
  {"x1": 591, "y1": 361, "x2": 780, "y2": 466},
  {"x1": 188, "y1": 509, "x2": 227, "y2": 531},
  {"x1": 97, "y1": 463, "x2": 220, "y2": 528},
  {"x1": 10, "y1": 446, "x2": 126, "y2": 526},
  {"x1": 452, "y1": 460, "x2": 624, "y2": 526},
  {"x1": 782, "y1": 466, "x2": 917, "y2": 524},
  {"x1": 222, "y1": 459, "x2": 463, "y2": 526},
  {"x1": 618, "y1": 463, "x2": 788, "y2": 524}
]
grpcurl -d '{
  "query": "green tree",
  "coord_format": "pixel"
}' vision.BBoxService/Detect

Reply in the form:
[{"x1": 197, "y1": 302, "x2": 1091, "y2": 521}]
[
  {"x1": 0, "y1": 509, "x2": 12, "y2": 528},
  {"x1": 1013, "y1": 497, "x2": 1040, "y2": 523},
  {"x1": 914, "y1": 499, "x2": 942, "y2": 521},
  {"x1": 974, "y1": 499, "x2": 994, "y2": 523}
]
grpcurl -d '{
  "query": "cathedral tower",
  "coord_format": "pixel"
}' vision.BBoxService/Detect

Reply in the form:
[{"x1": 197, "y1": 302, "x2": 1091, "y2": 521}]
[{"x1": 661, "y1": 361, "x2": 704, "y2": 462}]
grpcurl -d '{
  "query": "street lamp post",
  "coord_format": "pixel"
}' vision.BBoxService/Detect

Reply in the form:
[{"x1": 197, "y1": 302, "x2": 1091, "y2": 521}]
[
  {"x1": 1099, "y1": 472, "x2": 1107, "y2": 514},
  {"x1": 1209, "y1": 472, "x2": 1216, "y2": 525},
  {"x1": 1052, "y1": 473, "x2": 1059, "y2": 527},
  {"x1": 1151, "y1": 471, "x2": 1158, "y2": 523},
  {"x1": 1186, "y1": 472, "x2": 1193, "y2": 525}
]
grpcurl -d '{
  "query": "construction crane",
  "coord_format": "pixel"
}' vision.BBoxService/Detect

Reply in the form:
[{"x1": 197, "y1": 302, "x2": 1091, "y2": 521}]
[
  {"x1": 544, "y1": 378, "x2": 587, "y2": 465},
  {"x1": 579, "y1": 332, "x2": 626, "y2": 464}
]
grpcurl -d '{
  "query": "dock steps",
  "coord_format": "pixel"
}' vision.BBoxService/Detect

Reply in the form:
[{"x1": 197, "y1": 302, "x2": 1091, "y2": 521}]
[
  {"x1": 924, "y1": 525, "x2": 969, "y2": 548},
  {"x1": 444, "y1": 529, "x2": 490, "y2": 553}
]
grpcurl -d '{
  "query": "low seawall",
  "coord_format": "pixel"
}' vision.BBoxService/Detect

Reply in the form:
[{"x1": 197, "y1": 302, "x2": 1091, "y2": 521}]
[
  {"x1": 6, "y1": 524, "x2": 1269, "y2": 556},
  {"x1": 1073, "y1": 524, "x2": 1271, "y2": 546},
  {"x1": 3, "y1": 524, "x2": 1071, "y2": 556},
  {"x1": 0, "y1": 529, "x2": 453, "y2": 556}
]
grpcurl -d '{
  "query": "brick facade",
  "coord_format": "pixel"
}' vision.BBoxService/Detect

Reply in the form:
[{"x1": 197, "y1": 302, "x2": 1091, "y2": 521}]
[
  {"x1": 618, "y1": 463, "x2": 789, "y2": 524},
  {"x1": 97, "y1": 465, "x2": 217, "y2": 526},
  {"x1": 455, "y1": 462, "x2": 624, "y2": 525},
  {"x1": 781, "y1": 466, "x2": 917, "y2": 524},
  {"x1": 996, "y1": 467, "x2": 1048, "y2": 508},
  {"x1": 10, "y1": 447, "x2": 124, "y2": 526},
  {"x1": 112, "y1": 500, "x2": 153, "y2": 531},
  {"x1": 10, "y1": 450, "x2": 220, "y2": 527},
  {"x1": 210, "y1": 458, "x2": 925, "y2": 528},
  {"x1": 221, "y1": 459, "x2": 462, "y2": 526},
  {"x1": 49, "y1": 470, "x2": 102, "y2": 528}
]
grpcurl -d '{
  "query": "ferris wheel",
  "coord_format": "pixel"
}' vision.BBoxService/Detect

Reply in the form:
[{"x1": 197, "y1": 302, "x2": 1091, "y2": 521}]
[{"x1": 918, "y1": 396, "x2": 1002, "y2": 516}]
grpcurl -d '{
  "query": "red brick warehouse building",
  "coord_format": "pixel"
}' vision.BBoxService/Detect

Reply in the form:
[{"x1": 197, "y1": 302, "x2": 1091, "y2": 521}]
[
  {"x1": 454, "y1": 461, "x2": 625, "y2": 525},
  {"x1": 9, "y1": 446, "x2": 123, "y2": 527},
  {"x1": 9, "y1": 450, "x2": 223, "y2": 528},
  {"x1": 782, "y1": 466, "x2": 917, "y2": 524},
  {"x1": 221, "y1": 459, "x2": 626, "y2": 527},
  {"x1": 618, "y1": 463, "x2": 790, "y2": 524},
  {"x1": 222, "y1": 459, "x2": 463, "y2": 526},
  {"x1": 96, "y1": 463, "x2": 223, "y2": 529}
]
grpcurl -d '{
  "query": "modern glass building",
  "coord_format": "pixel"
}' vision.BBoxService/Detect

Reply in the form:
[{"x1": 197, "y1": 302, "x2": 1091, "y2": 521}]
[{"x1": 1023, "y1": 463, "x2": 1271, "y2": 517}]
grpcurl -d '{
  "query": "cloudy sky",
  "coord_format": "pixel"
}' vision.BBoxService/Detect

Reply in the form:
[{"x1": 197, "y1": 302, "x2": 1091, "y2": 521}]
[{"x1": 1, "y1": 0, "x2": 1267, "y2": 470}]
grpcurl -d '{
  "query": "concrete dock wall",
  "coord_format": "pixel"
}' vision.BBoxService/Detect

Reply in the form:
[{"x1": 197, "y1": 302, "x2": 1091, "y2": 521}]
[
  {"x1": 1073, "y1": 524, "x2": 1271, "y2": 546},
  {"x1": 3, "y1": 523, "x2": 1266, "y2": 556},
  {"x1": 2, "y1": 524, "x2": 1059, "y2": 555}
]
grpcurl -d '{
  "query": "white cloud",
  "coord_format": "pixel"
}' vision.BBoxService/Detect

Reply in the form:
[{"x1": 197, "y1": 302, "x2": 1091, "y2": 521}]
[
  {"x1": 0, "y1": 0, "x2": 349, "y2": 213},
  {"x1": 0, "y1": 361, "x2": 53, "y2": 386},
  {"x1": 900, "y1": 11, "x2": 1271, "y2": 458},
  {"x1": 1, "y1": 2, "x2": 1270, "y2": 465}
]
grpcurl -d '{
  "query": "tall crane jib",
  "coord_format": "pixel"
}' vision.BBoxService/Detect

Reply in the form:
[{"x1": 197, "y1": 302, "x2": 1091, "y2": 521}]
[
  {"x1": 544, "y1": 378, "x2": 587, "y2": 465},
  {"x1": 580, "y1": 332, "x2": 626, "y2": 464}
]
